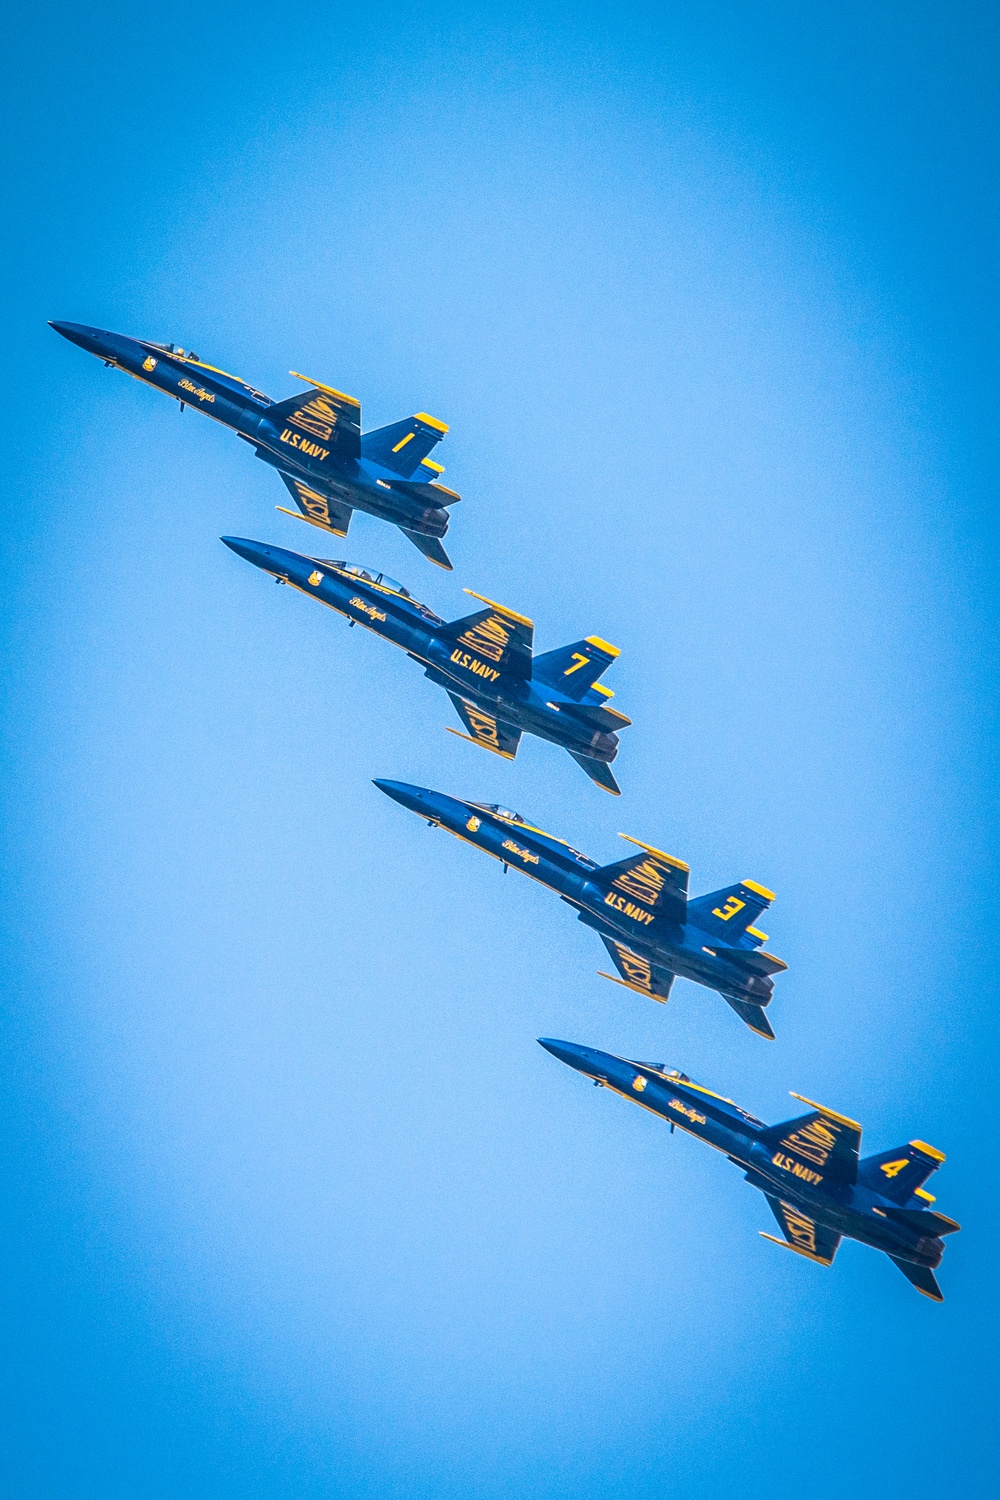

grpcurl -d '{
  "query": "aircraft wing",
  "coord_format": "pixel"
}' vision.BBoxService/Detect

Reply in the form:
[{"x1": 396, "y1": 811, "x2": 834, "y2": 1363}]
[
  {"x1": 591, "y1": 838, "x2": 690, "y2": 924},
  {"x1": 758, "y1": 1098, "x2": 863, "y2": 1184},
  {"x1": 278, "y1": 474, "x2": 354, "y2": 537},
  {"x1": 445, "y1": 694, "x2": 522, "y2": 760},
  {"x1": 439, "y1": 594, "x2": 534, "y2": 679},
  {"x1": 597, "y1": 937, "x2": 675, "y2": 1002},
  {"x1": 761, "y1": 1196, "x2": 842, "y2": 1266},
  {"x1": 268, "y1": 379, "x2": 362, "y2": 459}
]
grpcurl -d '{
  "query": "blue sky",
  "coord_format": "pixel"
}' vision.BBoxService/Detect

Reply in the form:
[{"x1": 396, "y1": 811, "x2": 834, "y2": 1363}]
[{"x1": 2, "y1": 4, "x2": 997, "y2": 1496}]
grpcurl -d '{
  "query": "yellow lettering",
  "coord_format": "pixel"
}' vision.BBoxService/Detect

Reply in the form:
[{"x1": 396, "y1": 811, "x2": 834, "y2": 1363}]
[
  {"x1": 880, "y1": 1159, "x2": 911, "y2": 1180},
  {"x1": 563, "y1": 652, "x2": 590, "y2": 675},
  {"x1": 712, "y1": 895, "x2": 747, "y2": 922}
]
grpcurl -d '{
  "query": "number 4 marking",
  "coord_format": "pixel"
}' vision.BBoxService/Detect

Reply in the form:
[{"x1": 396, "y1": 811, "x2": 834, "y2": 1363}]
[{"x1": 880, "y1": 1159, "x2": 910, "y2": 1179}]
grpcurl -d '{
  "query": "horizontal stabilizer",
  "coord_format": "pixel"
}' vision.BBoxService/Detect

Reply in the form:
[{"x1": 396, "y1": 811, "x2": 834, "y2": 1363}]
[
  {"x1": 856, "y1": 1140, "x2": 945, "y2": 1205},
  {"x1": 268, "y1": 382, "x2": 361, "y2": 460},
  {"x1": 532, "y1": 637, "x2": 620, "y2": 700},
  {"x1": 558, "y1": 700, "x2": 632, "y2": 732},
  {"x1": 386, "y1": 479, "x2": 461, "y2": 506},
  {"x1": 889, "y1": 1256, "x2": 944, "y2": 1301},
  {"x1": 884, "y1": 1206, "x2": 961, "y2": 1237},
  {"x1": 278, "y1": 474, "x2": 353, "y2": 537},
  {"x1": 401, "y1": 529, "x2": 452, "y2": 570},
  {"x1": 687, "y1": 881, "x2": 776, "y2": 943},
  {"x1": 568, "y1": 752, "x2": 620, "y2": 795},
  {"x1": 709, "y1": 946, "x2": 788, "y2": 978},
  {"x1": 361, "y1": 413, "x2": 448, "y2": 478},
  {"x1": 722, "y1": 994, "x2": 776, "y2": 1040}
]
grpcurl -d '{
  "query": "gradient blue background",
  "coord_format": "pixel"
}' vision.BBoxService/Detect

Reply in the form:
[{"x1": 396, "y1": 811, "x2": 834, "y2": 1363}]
[{"x1": 2, "y1": 5, "x2": 997, "y2": 1496}]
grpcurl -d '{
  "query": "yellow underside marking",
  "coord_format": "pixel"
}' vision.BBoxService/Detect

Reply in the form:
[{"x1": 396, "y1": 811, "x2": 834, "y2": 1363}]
[
  {"x1": 759, "y1": 1233, "x2": 834, "y2": 1267},
  {"x1": 910, "y1": 1139, "x2": 946, "y2": 1163},
  {"x1": 914, "y1": 1187, "x2": 937, "y2": 1204},
  {"x1": 585, "y1": 635, "x2": 620, "y2": 658},
  {"x1": 743, "y1": 879, "x2": 776, "y2": 901},
  {"x1": 274, "y1": 504, "x2": 348, "y2": 535},
  {"x1": 444, "y1": 727, "x2": 516, "y2": 760},
  {"x1": 421, "y1": 457, "x2": 445, "y2": 473},
  {"x1": 597, "y1": 971, "x2": 663, "y2": 1001},
  {"x1": 746, "y1": 925, "x2": 769, "y2": 942},
  {"x1": 913, "y1": 1283, "x2": 944, "y2": 1301},
  {"x1": 789, "y1": 1093, "x2": 862, "y2": 1131},
  {"x1": 430, "y1": 481, "x2": 461, "y2": 500},
  {"x1": 414, "y1": 411, "x2": 449, "y2": 433},
  {"x1": 288, "y1": 372, "x2": 360, "y2": 406},
  {"x1": 617, "y1": 834, "x2": 689, "y2": 872},
  {"x1": 462, "y1": 589, "x2": 533, "y2": 627},
  {"x1": 592, "y1": 682, "x2": 614, "y2": 697}
]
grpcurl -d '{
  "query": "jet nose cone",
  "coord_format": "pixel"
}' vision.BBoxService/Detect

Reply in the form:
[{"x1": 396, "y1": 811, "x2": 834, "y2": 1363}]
[
  {"x1": 221, "y1": 536, "x2": 273, "y2": 569},
  {"x1": 373, "y1": 779, "x2": 433, "y2": 815},
  {"x1": 49, "y1": 320, "x2": 104, "y2": 352},
  {"x1": 537, "y1": 1038, "x2": 595, "y2": 1073}
]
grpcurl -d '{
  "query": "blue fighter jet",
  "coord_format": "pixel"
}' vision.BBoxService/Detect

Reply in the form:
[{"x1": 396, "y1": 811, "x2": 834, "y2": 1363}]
[
  {"x1": 375, "y1": 782, "x2": 786, "y2": 1036},
  {"x1": 539, "y1": 1039, "x2": 960, "y2": 1300},
  {"x1": 49, "y1": 321, "x2": 459, "y2": 568},
  {"x1": 222, "y1": 537, "x2": 629, "y2": 792}
]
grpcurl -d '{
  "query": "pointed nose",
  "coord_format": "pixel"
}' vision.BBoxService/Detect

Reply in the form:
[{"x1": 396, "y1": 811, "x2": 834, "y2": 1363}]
[
  {"x1": 221, "y1": 536, "x2": 276, "y2": 570},
  {"x1": 372, "y1": 779, "x2": 436, "y2": 816},
  {"x1": 537, "y1": 1038, "x2": 600, "y2": 1075},
  {"x1": 49, "y1": 320, "x2": 105, "y2": 353}
]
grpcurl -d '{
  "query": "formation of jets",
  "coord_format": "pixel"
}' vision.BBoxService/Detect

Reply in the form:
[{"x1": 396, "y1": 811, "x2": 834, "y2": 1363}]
[{"x1": 51, "y1": 321, "x2": 960, "y2": 1299}]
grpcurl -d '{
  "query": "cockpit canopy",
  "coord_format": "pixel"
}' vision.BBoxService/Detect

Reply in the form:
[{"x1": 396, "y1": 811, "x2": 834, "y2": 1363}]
[
  {"x1": 480, "y1": 803, "x2": 524, "y2": 823},
  {"x1": 338, "y1": 562, "x2": 412, "y2": 597},
  {"x1": 472, "y1": 804, "x2": 593, "y2": 866}
]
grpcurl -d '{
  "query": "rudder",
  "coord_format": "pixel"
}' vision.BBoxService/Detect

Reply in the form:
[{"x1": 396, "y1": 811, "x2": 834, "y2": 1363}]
[
  {"x1": 361, "y1": 413, "x2": 448, "y2": 478},
  {"x1": 856, "y1": 1140, "x2": 945, "y2": 1205},
  {"x1": 532, "y1": 637, "x2": 620, "y2": 700}
]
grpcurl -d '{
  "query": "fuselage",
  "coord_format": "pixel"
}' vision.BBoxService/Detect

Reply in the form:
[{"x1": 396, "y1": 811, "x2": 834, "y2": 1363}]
[
  {"x1": 374, "y1": 782, "x2": 775, "y2": 1009},
  {"x1": 542, "y1": 1041, "x2": 946, "y2": 1271},
  {"x1": 49, "y1": 322, "x2": 451, "y2": 540},
  {"x1": 223, "y1": 539, "x2": 621, "y2": 763}
]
